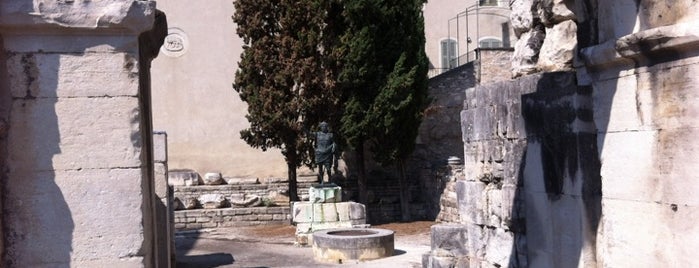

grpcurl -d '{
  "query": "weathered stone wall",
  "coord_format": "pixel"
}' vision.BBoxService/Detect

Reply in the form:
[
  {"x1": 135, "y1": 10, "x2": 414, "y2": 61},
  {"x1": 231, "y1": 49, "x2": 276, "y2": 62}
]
[
  {"x1": 0, "y1": 1, "x2": 165, "y2": 267},
  {"x1": 578, "y1": 1, "x2": 699, "y2": 266},
  {"x1": 447, "y1": 72, "x2": 599, "y2": 267},
  {"x1": 476, "y1": 48, "x2": 516, "y2": 84},
  {"x1": 434, "y1": 165, "x2": 464, "y2": 223},
  {"x1": 174, "y1": 207, "x2": 291, "y2": 230},
  {"x1": 414, "y1": 49, "x2": 512, "y2": 222},
  {"x1": 410, "y1": 62, "x2": 476, "y2": 221},
  {"x1": 427, "y1": 0, "x2": 699, "y2": 267}
]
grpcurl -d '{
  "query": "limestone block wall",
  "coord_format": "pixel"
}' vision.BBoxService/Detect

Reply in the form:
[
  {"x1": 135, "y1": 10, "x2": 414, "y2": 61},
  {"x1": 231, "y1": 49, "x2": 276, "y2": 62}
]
[
  {"x1": 577, "y1": 1, "x2": 699, "y2": 266},
  {"x1": 174, "y1": 207, "x2": 292, "y2": 229},
  {"x1": 414, "y1": 49, "x2": 512, "y2": 221},
  {"x1": 434, "y1": 165, "x2": 463, "y2": 223},
  {"x1": 0, "y1": 1, "x2": 165, "y2": 267},
  {"x1": 451, "y1": 72, "x2": 600, "y2": 267},
  {"x1": 426, "y1": 1, "x2": 699, "y2": 267}
]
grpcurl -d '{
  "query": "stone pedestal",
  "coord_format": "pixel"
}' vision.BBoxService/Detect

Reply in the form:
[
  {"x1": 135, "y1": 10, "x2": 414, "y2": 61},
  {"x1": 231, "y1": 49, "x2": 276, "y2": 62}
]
[
  {"x1": 308, "y1": 183, "x2": 342, "y2": 203},
  {"x1": 293, "y1": 184, "x2": 366, "y2": 246}
]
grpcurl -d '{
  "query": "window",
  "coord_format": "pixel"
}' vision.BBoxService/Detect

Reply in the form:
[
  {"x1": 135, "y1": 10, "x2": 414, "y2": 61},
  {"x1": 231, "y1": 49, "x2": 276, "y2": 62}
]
[
  {"x1": 440, "y1": 39, "x2": 457, "y2": 69},
  {"x1": 479, "y1": 38, "x2": 502, "y2": 48},
  {"x1": 479, "y1": 0, "x2": 499, "y2": 6}
]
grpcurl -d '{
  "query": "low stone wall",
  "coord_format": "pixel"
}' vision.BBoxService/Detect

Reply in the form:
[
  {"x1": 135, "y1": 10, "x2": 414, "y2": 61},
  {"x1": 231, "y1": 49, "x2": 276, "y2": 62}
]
[
  {"x1": 170, "y1": 171, "x2": 316, "y2": 229},
  {"x1": 174, "y1": 207, "x2": 291, "y2": 230},
  {"x1": 174, "y1": 181, "x2": 315, "y2": 208}
]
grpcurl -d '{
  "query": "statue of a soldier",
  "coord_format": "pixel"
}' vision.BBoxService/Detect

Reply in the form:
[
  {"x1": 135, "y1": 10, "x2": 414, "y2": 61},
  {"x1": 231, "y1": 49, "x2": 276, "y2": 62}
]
[{"x1": 312, "y1": 122, "x2": 336, "y2": 184}]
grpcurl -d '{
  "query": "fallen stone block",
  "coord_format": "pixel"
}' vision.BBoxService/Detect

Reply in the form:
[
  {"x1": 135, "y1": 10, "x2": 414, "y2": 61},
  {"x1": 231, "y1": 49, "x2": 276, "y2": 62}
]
[
  {"x1": 430, "y1": 224, "x2": 469, "y2": 256},
  {"x1": 203, "y1": 172, "x2": 224, "y2": 185},
  {"x1": 224, "y1": 177, "x2": 259, "y2": 185},
  {"x1": 168, "y1": 169, "x2": 200, "y2": 186},
  {"x1": 230, "y1": 194, "x2": 262, "y2": 207},
  {"x1": 198, "y1": 194, "x2": 226, "y2": 209},
  {"x1": 183, "y1": 197, "x2": 199, "y2": 210}
]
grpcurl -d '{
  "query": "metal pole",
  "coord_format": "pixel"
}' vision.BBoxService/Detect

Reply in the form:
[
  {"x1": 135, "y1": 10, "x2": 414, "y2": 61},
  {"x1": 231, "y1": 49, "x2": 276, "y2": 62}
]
[
  {"x1": 456, "y1": 13, "x2": 460, "y2": 67},
  {"x1": 447, "y1": 19, "x2": 450, "y2": 70},
  {"x1": 465, "y1": 9, "x2": 469, "y2": 62},
  {"x1": 476, "y1": 4, "x2": 480, "y2": 50}
]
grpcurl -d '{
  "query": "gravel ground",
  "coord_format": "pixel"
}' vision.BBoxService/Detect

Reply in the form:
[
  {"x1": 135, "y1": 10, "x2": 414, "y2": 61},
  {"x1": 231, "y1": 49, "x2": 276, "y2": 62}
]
[{"x1": 175, "y1": 221, "x2": 435, "y2": 268}]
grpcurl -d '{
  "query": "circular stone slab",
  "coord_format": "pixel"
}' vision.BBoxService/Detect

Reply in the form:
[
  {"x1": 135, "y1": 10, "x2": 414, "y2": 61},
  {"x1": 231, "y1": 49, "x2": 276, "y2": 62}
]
[{"x1": 312, "y1": 228, "x2": 394, "y2": 263}]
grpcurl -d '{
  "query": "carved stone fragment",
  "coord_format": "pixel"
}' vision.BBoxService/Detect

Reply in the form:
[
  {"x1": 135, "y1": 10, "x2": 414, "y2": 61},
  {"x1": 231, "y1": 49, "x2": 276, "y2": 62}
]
[
  {"x1": 198, "y1": 194, "x2": 226, "y2": 209},
  {"x1": 230, "y1": 194, "x2": 262, "y2": 207},
  {"x1": 203, "y1": 172, "x2": 223, "y2": 185},
  {"x1": 183, "y1": 197, "x2": 199, "y2": 210},
  {"x1": 225, "y1": 177, "x2": 259, "y2": 185},
  {"x1": 168, "y1": 169, "x2": 200, "y2": 186}
]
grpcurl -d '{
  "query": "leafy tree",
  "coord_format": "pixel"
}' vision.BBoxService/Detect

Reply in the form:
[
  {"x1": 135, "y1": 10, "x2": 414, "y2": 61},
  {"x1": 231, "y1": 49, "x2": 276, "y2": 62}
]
[
  {"x1": 232, "y1": 0, "x2": 334, "y2": 201},
  {"x1": 331, "y1": 0, "x2": 429, "y2": 218}
]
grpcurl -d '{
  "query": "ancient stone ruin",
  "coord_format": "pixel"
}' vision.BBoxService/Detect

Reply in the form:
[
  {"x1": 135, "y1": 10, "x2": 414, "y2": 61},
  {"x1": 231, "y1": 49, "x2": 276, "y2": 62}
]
[
  {"x1": 0, "y1": 1, "x2": 171, "y2": 266},
  {"x1": 424, "y1": 0, "x2": 699, "y2": 267},
  {"x1": 169, "y1": 169, "x2": 318, "y2": 229}
]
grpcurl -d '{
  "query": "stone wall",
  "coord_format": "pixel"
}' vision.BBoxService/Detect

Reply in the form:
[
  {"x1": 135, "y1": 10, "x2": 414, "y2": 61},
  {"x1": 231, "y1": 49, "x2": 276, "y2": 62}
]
[
  {"x1": 578, "y1": 1, "x2": 699, "y2": 266},
  {"x1": 434, "y1": 165, "x2": 464, "y2": 223},
  {"x1": 476, "y1": 48, "x2": 516, "y2": 84},
  {"x1": 414, "y1": 49, "x2": 512, "y2": 221},
  {"x1": 444, "y1": 72, "x2": 598, "y2": 267},
  {"x1": 426, "y1": 0, "x2": 699, "y2": 267},
  {"x1": 0, "y1": 1, "x2": 166, "y2": 266},
  {"x1": 174, "y1": 207, "x2": 291, "y2": 230}
]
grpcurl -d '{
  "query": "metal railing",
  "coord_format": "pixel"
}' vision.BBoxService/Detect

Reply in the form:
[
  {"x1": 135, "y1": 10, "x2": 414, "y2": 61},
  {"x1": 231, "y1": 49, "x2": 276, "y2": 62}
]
[
  {"x1": 449, "y1": 50, "x2": 479, "y2": 69},
  {"x1": 443, "y1": 0, "x2": 511, "y2": 72},
  {"x1": 428, "y1": 50, "x2": 480, "y2": 78}
]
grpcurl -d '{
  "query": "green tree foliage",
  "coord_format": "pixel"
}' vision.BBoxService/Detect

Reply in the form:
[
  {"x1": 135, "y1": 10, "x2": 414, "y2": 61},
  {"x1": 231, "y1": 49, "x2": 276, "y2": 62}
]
[
  {"x1": 232, "y1": 0, "x2": 334, "y2": 201},
  {"x1": 232, "y1": 0, "x2": 428, "y2": 210},
  {"x1": 331, "y1": 0, "x2": 429, "y2": 209}
]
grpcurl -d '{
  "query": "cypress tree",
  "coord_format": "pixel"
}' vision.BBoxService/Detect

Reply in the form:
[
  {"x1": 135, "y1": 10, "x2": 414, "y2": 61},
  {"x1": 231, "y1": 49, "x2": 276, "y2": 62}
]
[
  {"x1": 232, "y1": 0, "x2": 331, "y2": 201},
  {"x1": 332, "y1": 0, "x2": 429, "y2": 216}
]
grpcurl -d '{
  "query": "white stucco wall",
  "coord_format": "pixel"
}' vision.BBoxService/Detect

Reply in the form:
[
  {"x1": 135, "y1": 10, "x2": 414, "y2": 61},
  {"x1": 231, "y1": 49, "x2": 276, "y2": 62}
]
[{"x1": 151, "y1": 0, "x2": 287, "y2": 179}]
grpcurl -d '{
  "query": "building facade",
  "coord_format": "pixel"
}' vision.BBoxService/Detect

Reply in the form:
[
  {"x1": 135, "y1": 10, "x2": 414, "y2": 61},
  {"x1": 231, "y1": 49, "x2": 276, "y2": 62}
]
[{"x1": 424, "y1": 0, "x2": 514, "y2": 77}]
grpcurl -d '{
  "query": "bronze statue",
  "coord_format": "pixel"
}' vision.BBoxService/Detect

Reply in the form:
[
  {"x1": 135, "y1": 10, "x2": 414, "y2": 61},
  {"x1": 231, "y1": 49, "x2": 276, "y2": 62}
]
[{"x1": 312, "y1": 122, "x2": 336, "y2": 184}]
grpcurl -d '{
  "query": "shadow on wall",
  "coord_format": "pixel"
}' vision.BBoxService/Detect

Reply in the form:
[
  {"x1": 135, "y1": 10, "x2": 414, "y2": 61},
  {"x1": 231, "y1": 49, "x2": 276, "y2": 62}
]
[
  {"x1": 0, "y1": 40, "x2": 74, "y2": 266},
  {"x1": 508, "y1": 72, "x2": 602, "y2": 267}
]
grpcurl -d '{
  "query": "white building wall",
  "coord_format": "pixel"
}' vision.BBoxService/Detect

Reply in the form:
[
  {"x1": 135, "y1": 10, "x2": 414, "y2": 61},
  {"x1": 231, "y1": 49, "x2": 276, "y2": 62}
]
[{"x1": 151, "y1": 0, "x2": 287, "y2": 179}]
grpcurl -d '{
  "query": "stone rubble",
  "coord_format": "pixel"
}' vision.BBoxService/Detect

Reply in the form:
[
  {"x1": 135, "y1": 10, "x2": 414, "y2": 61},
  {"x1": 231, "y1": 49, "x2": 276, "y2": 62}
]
[{"x1": 203, "y1": 172, "x2": 224, "y2": 185}]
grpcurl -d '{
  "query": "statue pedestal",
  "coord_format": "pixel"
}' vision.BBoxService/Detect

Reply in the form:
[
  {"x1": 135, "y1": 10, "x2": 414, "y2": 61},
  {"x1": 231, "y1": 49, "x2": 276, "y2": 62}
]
[
  {"x1": 308, "y1": 183, "x2": 341, "y2": 203},
  {"x1": 291, "y1": 201, "x2": 367, "y2": 246},
  {"x1": 293, "y1": 184, "x2": 368, "y2": 246}
]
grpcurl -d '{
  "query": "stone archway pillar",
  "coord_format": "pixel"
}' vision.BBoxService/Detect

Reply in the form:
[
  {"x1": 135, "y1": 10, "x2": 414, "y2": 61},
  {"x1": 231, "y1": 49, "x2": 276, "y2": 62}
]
[{"x1": 0, "y1": 1, "x2": 165, "y2": 267}]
